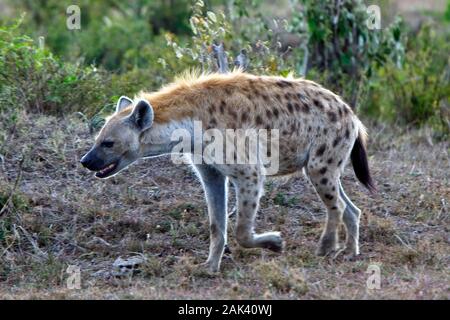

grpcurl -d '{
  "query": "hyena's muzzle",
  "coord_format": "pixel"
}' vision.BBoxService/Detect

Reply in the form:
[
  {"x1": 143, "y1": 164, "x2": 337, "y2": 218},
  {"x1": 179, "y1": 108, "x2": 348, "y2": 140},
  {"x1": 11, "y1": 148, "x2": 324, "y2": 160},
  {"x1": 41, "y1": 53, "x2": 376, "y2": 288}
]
[{"x1": 80, "y1": 147, "x2": 122, "y2": 178}]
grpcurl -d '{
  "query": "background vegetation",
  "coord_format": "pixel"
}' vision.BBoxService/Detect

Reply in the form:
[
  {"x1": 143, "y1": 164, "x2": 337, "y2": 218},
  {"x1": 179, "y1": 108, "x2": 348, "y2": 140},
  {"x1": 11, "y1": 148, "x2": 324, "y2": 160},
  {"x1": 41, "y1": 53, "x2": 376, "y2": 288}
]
[
  {"x1": 0, "y1": 0, "x2": 449, "y2": 299},
  {"x1": 1, "y1": 0, "x2": 449, "y2": 133}
]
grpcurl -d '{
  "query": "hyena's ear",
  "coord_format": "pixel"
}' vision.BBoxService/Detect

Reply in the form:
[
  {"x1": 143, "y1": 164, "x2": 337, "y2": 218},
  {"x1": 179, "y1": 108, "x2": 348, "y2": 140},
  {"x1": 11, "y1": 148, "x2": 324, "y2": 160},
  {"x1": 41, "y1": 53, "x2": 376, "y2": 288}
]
[
  {"x1": 116, "y1": 96, "x2": 133, "y2": 113},
  {"x1": 129, "y1": 99, "x2": 154, "y2": 131}
]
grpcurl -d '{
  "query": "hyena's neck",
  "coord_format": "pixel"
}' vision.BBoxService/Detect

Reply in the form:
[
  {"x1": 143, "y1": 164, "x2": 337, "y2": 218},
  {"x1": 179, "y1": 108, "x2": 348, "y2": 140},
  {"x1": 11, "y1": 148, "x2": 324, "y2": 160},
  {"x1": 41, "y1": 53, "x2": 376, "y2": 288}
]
[{"x1": 140, "y1": 118, "x2": 195, "y2": 158}]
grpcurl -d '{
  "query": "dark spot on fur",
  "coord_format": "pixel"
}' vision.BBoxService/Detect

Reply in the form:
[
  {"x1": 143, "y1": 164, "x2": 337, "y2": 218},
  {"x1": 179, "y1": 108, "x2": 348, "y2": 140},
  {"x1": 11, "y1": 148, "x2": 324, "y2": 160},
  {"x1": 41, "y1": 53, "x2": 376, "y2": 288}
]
[
  {"x1": 255, "y1": 115, "x2": 263, "y2": 126},
  {"x1": 345, "y1": 128, "x2": 350, "y2": 139},
  {"x1": 320, "y1": 178, "x2": 328, "y2": 185},
  {"x1": 273, "y1": 108, "x2": 279, "y2": 118},
  {"x1": 276, "y1": 80, "x2": 293, "y2": 88},
  {"x1": 338, "y1": 159, "x2": 343, "y2": 166},
  {"x1": 297, "y1": 93, "x2": 310, "y2": 106},
  {"x1": 220, "y1": 101, "x2": 226, "y2": 114},
  {"x1": 286, "y1": 102, "x2": 294, "y2": 113},
  {"x1": 308, "y1": 126, "x2": 312, "y2": 132},
  {"x1": 331, "y1": 206, "x2": 337, "y2": 210},
  {"x1": 243, "y1": 200, "x2": 248, "y2": 207},
  {"x1": 319, "y1": 167, "x2": 327, "y2": 174},
  {"x1": 324, "y1": 194, "x2": 334, "y2": 200},
  {"x1": 241, "y1": 112, "x2": 248, "y2": 123},
  {"x1": 290, "y1": 123, "x2": 296, "y2": 132},
  {"x1": 316, "y1": 144, "x2": 326, "y2": 157},
  {"x1": 252, "y1": 202, "x2": 257, "y2": 209},
  {"x1": 266, "y1": 109, "x2": 272, "y2": 118},
  {"x1": 323, "y1": 128, "x2": 328, "y2": 134},
  {"x1": 229, "y1": 109, "x2": 238, "y2": 120},
  {"x1": 285, "y1": 92, "x2": 292, "y2": 100},
  {"x1": 293, "y1": 103, "x2": 301, "y2": 112},
  {"x1": 343, "y1": 106, "x2": 349, "y2": 115},
  {"x1": 332, "y1": 136, "x2": 342, "y2": 147},
  {"x1": 327, "y1": 158, "x2": 333, "y2": 164},
  {"x1": 313, "y1": 99, "x2": 324, "y2": 110},
  {"x1": 302, "y1": 103, "x2": 310, "y2": 113},
  {"x1": 210, "y1": 117, "x2": 217, "y2": 126},
  {"x1": 327, "y1": 111, "x2": 337, "y2": 122}
]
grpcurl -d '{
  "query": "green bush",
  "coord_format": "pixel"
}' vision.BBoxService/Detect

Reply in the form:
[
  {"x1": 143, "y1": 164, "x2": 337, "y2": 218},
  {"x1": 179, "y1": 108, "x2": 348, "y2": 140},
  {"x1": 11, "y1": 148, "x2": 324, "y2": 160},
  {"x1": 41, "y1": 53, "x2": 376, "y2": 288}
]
[
  {"x1": 445, "y1": 0, "x2": 450, "y2": 22},
  {"x1": 9, "y1": 0, "x2": 193, "y2": 71},
  {"x1": 293, "y1": 0, "x2": 407, "y2": 107},
  {"x1": 168, "y1": 1, "x2": 406, "y2": 93},
  {"x1": 0, "y1": 19, "x2": 112, "y2": 116},
  {"x1": 364, "y1": 23, "x2": 450, "y2": 133}
]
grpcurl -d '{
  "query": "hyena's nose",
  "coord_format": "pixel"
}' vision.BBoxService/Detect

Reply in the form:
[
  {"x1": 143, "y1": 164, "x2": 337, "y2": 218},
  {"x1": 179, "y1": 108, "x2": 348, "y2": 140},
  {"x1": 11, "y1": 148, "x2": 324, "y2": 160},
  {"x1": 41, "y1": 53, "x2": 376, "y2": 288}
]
[{"x1": 80, "y1": 155, "x2": 90, "y2": 168}]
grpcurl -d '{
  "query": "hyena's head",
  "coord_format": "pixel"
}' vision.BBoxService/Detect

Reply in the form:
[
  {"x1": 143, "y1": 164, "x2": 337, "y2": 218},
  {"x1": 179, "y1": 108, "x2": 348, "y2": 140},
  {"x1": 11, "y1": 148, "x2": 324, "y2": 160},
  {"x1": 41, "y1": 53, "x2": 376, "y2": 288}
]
[{"x1": 80, "y1": 96, "x2": 154, "y2": 179}]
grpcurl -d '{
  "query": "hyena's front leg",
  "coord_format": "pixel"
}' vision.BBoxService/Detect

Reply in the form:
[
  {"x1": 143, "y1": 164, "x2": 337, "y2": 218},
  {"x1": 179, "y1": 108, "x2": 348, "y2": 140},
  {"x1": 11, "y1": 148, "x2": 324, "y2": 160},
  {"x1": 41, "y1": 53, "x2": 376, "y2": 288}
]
[
  {"x1": 232, "y1": 167, "x2": 283, "y2": 252},
  {"x1": 194, "y1": 164, "x2": 227, "y2": 272}
]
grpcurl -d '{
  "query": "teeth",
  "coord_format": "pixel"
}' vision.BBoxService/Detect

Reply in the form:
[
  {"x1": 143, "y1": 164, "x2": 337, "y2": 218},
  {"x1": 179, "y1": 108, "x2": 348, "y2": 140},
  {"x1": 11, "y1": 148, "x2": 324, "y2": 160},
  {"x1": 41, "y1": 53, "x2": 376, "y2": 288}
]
[{"x1": 99, "y1": 163, "x2": 115, "y2": 174}]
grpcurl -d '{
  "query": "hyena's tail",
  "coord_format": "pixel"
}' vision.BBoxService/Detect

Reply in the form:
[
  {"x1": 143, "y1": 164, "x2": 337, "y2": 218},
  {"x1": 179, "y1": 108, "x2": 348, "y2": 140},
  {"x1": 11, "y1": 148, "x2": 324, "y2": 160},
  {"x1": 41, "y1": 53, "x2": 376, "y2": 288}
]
[{"x1": 350, "y1": 120, "x2": 376, "y2": 193}]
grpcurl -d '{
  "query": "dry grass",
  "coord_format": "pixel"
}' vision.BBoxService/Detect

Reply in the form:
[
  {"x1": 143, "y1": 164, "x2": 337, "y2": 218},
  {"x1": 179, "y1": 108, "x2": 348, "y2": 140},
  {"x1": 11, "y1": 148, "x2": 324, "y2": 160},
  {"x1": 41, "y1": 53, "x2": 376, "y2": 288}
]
[{"x1": 0, "y1": 111, "x2": 449, "y2": 300}]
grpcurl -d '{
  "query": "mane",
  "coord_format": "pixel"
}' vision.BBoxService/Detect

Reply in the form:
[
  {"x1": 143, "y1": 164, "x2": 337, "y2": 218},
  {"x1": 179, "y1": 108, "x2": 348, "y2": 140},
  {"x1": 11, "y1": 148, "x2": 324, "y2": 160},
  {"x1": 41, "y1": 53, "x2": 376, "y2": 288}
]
[{"x1": 119, "y1": 69, "x2": 252, "y2": 123}]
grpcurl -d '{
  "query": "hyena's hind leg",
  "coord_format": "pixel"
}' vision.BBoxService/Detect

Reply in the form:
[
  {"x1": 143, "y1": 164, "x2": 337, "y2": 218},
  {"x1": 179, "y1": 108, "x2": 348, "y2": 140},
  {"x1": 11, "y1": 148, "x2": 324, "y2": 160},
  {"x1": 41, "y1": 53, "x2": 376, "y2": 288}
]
[
  {"x1": 338, "y1": 180, "x2": 361, "y2": 256},
  {"x1": 193, "y1": 164, "x2": 228, "y2": 272},
  {"x1": 307, "y1": 160, "x2": 345, "y2": 257},
  {"x1": 231, "y1": 166, "x2": 283, "y2": 252}
]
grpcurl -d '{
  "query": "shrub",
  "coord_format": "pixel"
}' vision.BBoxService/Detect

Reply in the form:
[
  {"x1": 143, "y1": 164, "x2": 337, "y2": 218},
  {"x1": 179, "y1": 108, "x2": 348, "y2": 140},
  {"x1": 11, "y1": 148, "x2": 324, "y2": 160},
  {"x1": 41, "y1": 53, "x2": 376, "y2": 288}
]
[
  {"x1": 9, "y1": 0, "x2": 193, "y2": 71},
  {"x1": 291, "y1": 0, "x2": 407, "y2": 107},
  {"x1": 78, "y1": 18, "x2": 154, "y2": 72},
  {"x1": 0, "y1": 19, "x2": 112, "y2": 116},
  {"x1": 167, "y1": 1, "x2": 407, "y2": 106},
  {"x1": 364, "y1": 22, "x2": 450, "y2": 134}
]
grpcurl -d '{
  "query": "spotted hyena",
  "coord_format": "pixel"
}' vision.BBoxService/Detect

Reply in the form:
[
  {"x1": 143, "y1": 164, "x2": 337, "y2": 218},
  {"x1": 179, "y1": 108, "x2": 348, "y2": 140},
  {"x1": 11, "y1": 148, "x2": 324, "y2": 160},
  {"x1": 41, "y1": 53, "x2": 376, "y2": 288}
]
[{"x1": 81, "y1": 71, "x2": 375, "y2": 272}]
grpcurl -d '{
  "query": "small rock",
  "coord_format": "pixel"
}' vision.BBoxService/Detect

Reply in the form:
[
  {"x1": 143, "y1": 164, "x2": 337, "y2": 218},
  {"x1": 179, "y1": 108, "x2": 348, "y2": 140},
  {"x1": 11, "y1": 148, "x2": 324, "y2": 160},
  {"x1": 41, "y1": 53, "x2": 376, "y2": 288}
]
[{"x1": 112, "y1": 256, "x2": 146, "y2": 276}]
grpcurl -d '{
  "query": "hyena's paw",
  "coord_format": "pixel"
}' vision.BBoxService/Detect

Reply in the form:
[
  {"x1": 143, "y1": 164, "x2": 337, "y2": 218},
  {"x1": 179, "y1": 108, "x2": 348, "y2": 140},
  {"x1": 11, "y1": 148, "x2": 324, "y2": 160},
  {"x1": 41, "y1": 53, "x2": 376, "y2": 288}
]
[
  {"x1": 199, "y1": 260, "x2": 220, "y2": 273},
  {"x1": 332, "y1": 245, "x2": 360, "y2": 261},
  {"x1": 316, "y1": 234, "x2": 339, "y2": 257},
  {"x1": 258, "y1": 232, "x2": 284, "y2": 253}
]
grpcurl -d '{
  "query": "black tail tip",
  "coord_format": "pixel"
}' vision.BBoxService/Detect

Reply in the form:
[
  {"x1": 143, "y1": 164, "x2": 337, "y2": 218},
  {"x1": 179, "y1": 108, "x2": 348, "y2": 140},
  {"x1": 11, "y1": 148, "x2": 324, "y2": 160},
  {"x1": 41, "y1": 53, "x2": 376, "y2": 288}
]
[{"x1": 351, "y1": 136, "x2": 376, "y2": 195}]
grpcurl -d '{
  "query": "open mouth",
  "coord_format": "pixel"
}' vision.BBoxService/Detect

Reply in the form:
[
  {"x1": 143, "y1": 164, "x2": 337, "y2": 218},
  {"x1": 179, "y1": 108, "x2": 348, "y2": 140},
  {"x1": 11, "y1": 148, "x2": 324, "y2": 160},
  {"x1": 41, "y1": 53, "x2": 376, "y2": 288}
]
[{"x1": 95, "y1": 161, "x2": 119, "y2": 178}]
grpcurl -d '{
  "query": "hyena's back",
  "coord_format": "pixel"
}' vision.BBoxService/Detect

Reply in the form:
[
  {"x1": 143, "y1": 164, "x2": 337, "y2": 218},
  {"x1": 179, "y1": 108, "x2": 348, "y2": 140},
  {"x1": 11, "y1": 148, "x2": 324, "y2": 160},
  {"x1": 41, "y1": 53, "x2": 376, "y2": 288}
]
[{"x1": 165, "y1": 72, "x2": 359, "y2": 176}]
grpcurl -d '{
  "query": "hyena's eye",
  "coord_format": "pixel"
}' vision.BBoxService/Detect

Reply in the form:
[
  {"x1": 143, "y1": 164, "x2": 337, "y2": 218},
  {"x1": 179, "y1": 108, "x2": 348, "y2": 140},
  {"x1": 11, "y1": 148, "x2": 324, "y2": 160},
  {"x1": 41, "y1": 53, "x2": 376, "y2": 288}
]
[{"x1": 101, "y1": 141, "x2": 114, "y2": 148}]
